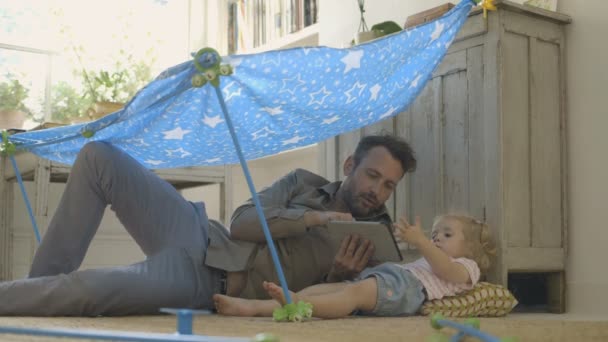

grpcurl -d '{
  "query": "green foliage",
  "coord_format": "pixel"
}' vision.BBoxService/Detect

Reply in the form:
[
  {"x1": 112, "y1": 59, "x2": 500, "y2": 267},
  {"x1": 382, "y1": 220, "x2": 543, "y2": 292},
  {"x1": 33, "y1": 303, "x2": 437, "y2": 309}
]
[
  {"x1": 48, "y1": 81, "x2": 91, "y2": 123},
  {"x1": 272, "y1": 301, "x2": 313, "y2": 322},
  {"x1": 370, "y1": 21, "x2": 402, "y2": 37},
  {"x1": 47, "y1": 59, "x2": 153, "y2": 123},
  {"x1": 82, "y1": 59, "x2": 153, "y2": 104},
  {"x1": 0, "y1": 79, "x2": 31, "y2": 113},
  {"x1": 0, "y1": 130, "x2": 17, "y2": 157}
]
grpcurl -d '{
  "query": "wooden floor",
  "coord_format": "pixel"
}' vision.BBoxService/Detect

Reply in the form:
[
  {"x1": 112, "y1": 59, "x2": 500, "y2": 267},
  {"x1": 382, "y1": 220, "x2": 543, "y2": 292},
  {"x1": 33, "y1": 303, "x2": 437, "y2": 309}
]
[{"x1": 0, "y1": 314, "x2": 607, "y2": 341}]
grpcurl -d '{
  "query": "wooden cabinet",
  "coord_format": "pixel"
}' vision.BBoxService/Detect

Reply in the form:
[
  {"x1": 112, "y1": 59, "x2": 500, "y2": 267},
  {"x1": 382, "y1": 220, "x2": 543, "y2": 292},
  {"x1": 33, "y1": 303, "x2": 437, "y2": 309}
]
[{"x1": 319, "y1": 1, "x2": 571, "y2": 310}]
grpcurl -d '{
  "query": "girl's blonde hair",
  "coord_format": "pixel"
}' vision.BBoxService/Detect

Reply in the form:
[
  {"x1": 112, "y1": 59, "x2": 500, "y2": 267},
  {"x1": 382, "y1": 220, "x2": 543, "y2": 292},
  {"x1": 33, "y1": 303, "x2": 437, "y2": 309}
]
[{"x1": 432, "y1": 214, "x2": 497, "y2": 274}]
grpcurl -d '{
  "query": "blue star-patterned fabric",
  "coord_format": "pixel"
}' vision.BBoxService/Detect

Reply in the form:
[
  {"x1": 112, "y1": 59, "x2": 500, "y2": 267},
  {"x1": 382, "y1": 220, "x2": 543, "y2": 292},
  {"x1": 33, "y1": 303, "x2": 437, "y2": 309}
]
[{"x1": 10, "y1": 0, "x2": 473, "y2": 168}]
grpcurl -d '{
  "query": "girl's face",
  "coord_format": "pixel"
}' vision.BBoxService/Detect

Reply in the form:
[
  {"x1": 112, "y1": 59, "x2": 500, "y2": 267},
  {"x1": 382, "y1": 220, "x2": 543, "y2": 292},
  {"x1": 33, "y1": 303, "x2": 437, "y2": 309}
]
[{"x1": 431, "y1": 217, "x2": 469, "y2": 258}]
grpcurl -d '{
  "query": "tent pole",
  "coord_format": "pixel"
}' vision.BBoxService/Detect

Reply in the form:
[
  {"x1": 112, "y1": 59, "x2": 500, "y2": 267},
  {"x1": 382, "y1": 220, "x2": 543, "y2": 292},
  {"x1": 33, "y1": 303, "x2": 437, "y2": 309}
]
[
  {"x1": 212, "y1": 85, "x2": 293, "y2": 305},
  {"x1": 9, "y1": 156, "x2": 41, "y2": 244}
]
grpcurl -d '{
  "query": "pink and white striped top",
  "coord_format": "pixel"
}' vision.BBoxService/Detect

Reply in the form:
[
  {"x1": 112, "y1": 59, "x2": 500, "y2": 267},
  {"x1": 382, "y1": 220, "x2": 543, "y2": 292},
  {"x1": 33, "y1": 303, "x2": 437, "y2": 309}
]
[{"x1": 400, "y1": 257, "x2": 480, "y2": 300}]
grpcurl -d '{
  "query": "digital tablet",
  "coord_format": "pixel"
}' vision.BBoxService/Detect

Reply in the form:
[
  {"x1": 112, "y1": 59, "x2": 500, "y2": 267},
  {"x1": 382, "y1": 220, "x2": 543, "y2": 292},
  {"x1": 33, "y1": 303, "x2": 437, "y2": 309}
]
[{"x1": 326, "y1": 221, "x2": 403, "y2": 263}]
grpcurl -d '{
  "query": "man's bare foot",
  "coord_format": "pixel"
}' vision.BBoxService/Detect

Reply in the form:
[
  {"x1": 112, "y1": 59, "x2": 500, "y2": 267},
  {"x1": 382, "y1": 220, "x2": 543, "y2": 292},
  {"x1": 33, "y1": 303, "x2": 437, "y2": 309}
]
[
  {"x1": 263, "y1": 281, "x2": 298, "y2": 305},
  {"x1": 213, "y1": 294, "x2": 259, "y2": 316}
]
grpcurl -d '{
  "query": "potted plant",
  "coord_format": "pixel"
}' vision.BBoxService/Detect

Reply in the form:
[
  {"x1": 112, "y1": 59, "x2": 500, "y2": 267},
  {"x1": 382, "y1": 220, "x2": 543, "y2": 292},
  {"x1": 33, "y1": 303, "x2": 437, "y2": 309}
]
[
  {"x1": 354, "y1": 1, "x2": 402, "y2": 44},
  {"x1": 0, "y1": 79, "x2": 32, "y2": 129},
  {"x1": 81, "y1": 59, "x2": 153, "y2": 121}
]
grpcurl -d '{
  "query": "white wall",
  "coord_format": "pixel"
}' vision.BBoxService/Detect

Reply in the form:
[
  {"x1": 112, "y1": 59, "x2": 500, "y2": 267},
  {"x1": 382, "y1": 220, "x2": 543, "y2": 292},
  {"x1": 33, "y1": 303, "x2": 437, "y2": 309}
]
[
  {"x1": 321, "y1": 0, "x2": 608, "y2": 315},
  {"x1": 181, "y1": 145, "x2": 319, "y2": 223},
  {"x1": 558, "y1": 0, "x2": 608, "y2": 315}
]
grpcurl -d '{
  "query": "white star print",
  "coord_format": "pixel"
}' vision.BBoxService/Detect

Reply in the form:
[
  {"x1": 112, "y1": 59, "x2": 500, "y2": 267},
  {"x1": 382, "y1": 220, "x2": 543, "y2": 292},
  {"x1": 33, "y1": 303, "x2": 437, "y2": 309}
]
[
  {"x1": 252, "y1": 127, "x2": 277, "y2": 140},
  {"x1": 202, "y1": 115, "x2": 224, "y2": 128},
  {"x1": 145, "y1": 160, "x2": 164, "y2": 166},
  {"x1": 279, "y1": 74, "x2": 306, "y2": 95},
  {"x1": 162, "y1": 127, "x2": 192, "y2": 140},
  {"x1": 370, "y1": 84, "x2": 381, "y2": 101},
  {"x1": 261, "y1": 106, "x2": 284, "y2": 116},
  {"x1": 344, "y1": 82, "x2": 367, "y2": 104},
  {"x1": 308, "y1": 86, "x2": 331, "y2": 106},
  {"x1": 262, "y1": 53, "x2": 280, "y2": 66},
  {"x1": 302, "y1": 47, "x2": 320, "y2": 55},
  {"x1": 282, "y1": 135, "x2": 305, "y2": 145},
  {"x1": 409, "y1": 74, "x2": 423, "y2": 89},
  {"x1": 222, "y1": 81, "x2": 242, "y2": 102},
  {"x1": 340, "y1": 50, "x2": 364, "y2": 74},
  {"x1": 322, "y1": 115, "x2": 340, "y2": 125},
  {"x1": 430, "y1": 22, "x2": 445, "y2": 43},
  {"x1": 204, "y1": 158, "x2": 221, "y2": 163},
  {"x1": 379, "y1": 106, "x2": 397, "y2": 119},
  {"x1": 126, "y1": 138, "x2": 150, "y2": 147},
  {"x1": 166, "y1": 148, "x2": 192, "y2": 158},
  {"x1": 378, "y1": 37, "x2": 393, "y2": 55}
]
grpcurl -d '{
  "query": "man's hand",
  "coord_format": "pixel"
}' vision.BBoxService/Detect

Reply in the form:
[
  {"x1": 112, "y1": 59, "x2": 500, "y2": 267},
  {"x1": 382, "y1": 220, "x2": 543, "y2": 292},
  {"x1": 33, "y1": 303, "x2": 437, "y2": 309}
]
[
  {"x1": 326, "y1": 234, "x2": 374, "y2": 282},
  {"x1": 303, "y1": 210, "x2": 353, "y2": 228},
  {"x1": 395, "y1": 216, "x2": 427, "y2": 247}
]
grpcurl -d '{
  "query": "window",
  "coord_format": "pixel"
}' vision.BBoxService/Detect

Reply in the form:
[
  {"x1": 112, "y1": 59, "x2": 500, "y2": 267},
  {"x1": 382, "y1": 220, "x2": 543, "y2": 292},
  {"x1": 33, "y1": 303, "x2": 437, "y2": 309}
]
[{"x1": 1, "y1": 0, "x2": 189, "y2": 129}]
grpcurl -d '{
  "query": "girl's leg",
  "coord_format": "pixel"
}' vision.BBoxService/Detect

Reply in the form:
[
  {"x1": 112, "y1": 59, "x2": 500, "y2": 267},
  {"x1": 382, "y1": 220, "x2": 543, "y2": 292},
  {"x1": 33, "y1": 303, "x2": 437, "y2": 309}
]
[
  {"x1": 298, "y1": 282, "x2": 350, "y2": 296},
  {"x1": 265, "y1": 278, "x2": 378, "y2": 319}
]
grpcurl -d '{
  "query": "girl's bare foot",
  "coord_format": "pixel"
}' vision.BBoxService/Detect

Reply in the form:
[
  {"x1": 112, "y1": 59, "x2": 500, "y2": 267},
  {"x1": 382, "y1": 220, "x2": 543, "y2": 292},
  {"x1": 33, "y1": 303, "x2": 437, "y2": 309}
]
[
  {"x1": 263, "y1": 281, "x2": 298, "y2": 305},
  {"x1": 213, "y1": 294, "x2": 259, "y2": 316}
]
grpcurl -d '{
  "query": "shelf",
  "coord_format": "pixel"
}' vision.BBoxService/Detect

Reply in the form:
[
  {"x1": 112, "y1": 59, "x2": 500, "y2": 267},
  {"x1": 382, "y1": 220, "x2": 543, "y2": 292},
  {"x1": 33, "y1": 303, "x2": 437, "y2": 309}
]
[
  {"x1": 243, "y1": 23, "x2": 320, "y2": 54},
  {"x1": 3, "y1": 151, "x2": 227, "y2": 190}
]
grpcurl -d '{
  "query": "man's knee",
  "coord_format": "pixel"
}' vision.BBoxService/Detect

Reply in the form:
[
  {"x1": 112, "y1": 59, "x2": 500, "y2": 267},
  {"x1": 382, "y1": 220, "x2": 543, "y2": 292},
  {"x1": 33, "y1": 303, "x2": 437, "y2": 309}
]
[
  {"x1": 80, "y1": 141, "x2": 114, "y2": 160},
  {"x1": 77, "y1": 141, "x2": 124, "y2": 168}
]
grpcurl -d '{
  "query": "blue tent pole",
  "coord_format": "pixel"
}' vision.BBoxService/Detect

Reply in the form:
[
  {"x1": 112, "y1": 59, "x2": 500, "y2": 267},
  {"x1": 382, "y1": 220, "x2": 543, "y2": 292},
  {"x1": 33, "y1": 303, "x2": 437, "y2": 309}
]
[
  {"x1": 8, "y1": 156, "x2": 42, "y2": 244},
  {"x1": 212, "y1": 85, "x2": 293, "y2": 305}
]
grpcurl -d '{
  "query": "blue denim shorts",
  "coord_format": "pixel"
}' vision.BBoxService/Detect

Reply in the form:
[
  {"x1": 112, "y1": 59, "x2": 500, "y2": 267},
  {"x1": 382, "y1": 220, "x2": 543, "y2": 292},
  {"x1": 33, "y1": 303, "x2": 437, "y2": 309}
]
[{"x1": 354, "y1": 263, "x2": 426, "y2": 316}]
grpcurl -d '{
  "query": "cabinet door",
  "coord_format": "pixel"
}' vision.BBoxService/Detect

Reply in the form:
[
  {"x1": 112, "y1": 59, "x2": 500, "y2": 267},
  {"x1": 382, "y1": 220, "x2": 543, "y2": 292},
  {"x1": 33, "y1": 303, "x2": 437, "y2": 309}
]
[
  {"x1": 501, "y1": 15, "x2": 565, "y2": 252},
  {"x1": 395, "y1": 45, "x2": 485, "y2": 234}
]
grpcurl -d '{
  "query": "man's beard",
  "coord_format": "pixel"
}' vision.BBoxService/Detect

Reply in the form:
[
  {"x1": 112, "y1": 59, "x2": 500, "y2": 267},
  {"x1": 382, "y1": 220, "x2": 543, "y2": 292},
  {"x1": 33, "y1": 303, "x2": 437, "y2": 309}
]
[{"x1": 342, "y1": 187, "x2": 380, "y2": 218}]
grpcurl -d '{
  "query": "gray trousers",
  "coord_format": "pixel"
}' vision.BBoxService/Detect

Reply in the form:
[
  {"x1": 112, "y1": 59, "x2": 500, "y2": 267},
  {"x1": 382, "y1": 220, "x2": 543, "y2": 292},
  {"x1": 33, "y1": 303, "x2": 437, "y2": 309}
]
[{"x1": 0, "y1": 142, "x2": 222, "y2": 316}]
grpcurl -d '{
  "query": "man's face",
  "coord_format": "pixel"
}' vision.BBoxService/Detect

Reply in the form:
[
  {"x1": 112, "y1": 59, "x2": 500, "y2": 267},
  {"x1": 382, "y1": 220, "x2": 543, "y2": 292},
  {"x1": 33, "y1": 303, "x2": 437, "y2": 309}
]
[{"x1": 340, "y1": 146, "x2": 405, "y2": 217}]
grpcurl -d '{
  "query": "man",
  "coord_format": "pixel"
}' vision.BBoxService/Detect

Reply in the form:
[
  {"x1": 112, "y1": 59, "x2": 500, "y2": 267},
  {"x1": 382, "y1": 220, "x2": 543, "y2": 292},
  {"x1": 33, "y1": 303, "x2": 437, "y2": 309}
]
[{"x1": 0, "y1": 134, "x2": 416, "y2": 316}]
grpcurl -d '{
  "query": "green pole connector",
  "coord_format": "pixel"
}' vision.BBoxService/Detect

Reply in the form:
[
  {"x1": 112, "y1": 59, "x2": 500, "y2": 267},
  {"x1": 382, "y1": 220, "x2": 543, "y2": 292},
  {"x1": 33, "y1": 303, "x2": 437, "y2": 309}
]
[
  {"x1": 81, "y1": 130, "x2": 95, "y2": 139},
  {"x1": 191, "y1": 48, "x2": 233, "y2": 89},
  {"x1": 272, "y1": 301, "x2": 313, "y2": 322},
  {"x1": 0, "y1": 130, "x2": 17, "y2": 157}
]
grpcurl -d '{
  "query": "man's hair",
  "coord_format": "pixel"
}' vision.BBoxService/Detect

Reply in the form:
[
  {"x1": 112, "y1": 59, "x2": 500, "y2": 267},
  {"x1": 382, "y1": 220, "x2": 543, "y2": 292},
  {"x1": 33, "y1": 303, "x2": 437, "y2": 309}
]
[{"x1": 353, "y1": 134, "x2": 417, "y2": 174}]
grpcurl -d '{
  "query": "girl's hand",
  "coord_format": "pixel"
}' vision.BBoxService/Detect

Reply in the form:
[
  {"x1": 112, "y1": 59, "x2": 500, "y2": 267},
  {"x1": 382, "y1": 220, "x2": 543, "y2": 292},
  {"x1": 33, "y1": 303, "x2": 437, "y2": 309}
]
[{"x1": 395, "y1": 216, "x2": 427, "y2": 247}]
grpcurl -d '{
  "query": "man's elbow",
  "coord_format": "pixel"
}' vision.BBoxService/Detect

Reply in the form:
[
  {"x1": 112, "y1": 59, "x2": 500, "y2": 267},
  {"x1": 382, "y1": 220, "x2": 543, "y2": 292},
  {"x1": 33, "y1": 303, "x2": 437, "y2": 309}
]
[
  {"x1": 229, "y1": 225, "x2": 249, "y2": 240},
  {"x1": 229, "y1": 224, "x2": 267, "y2": 242}
]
